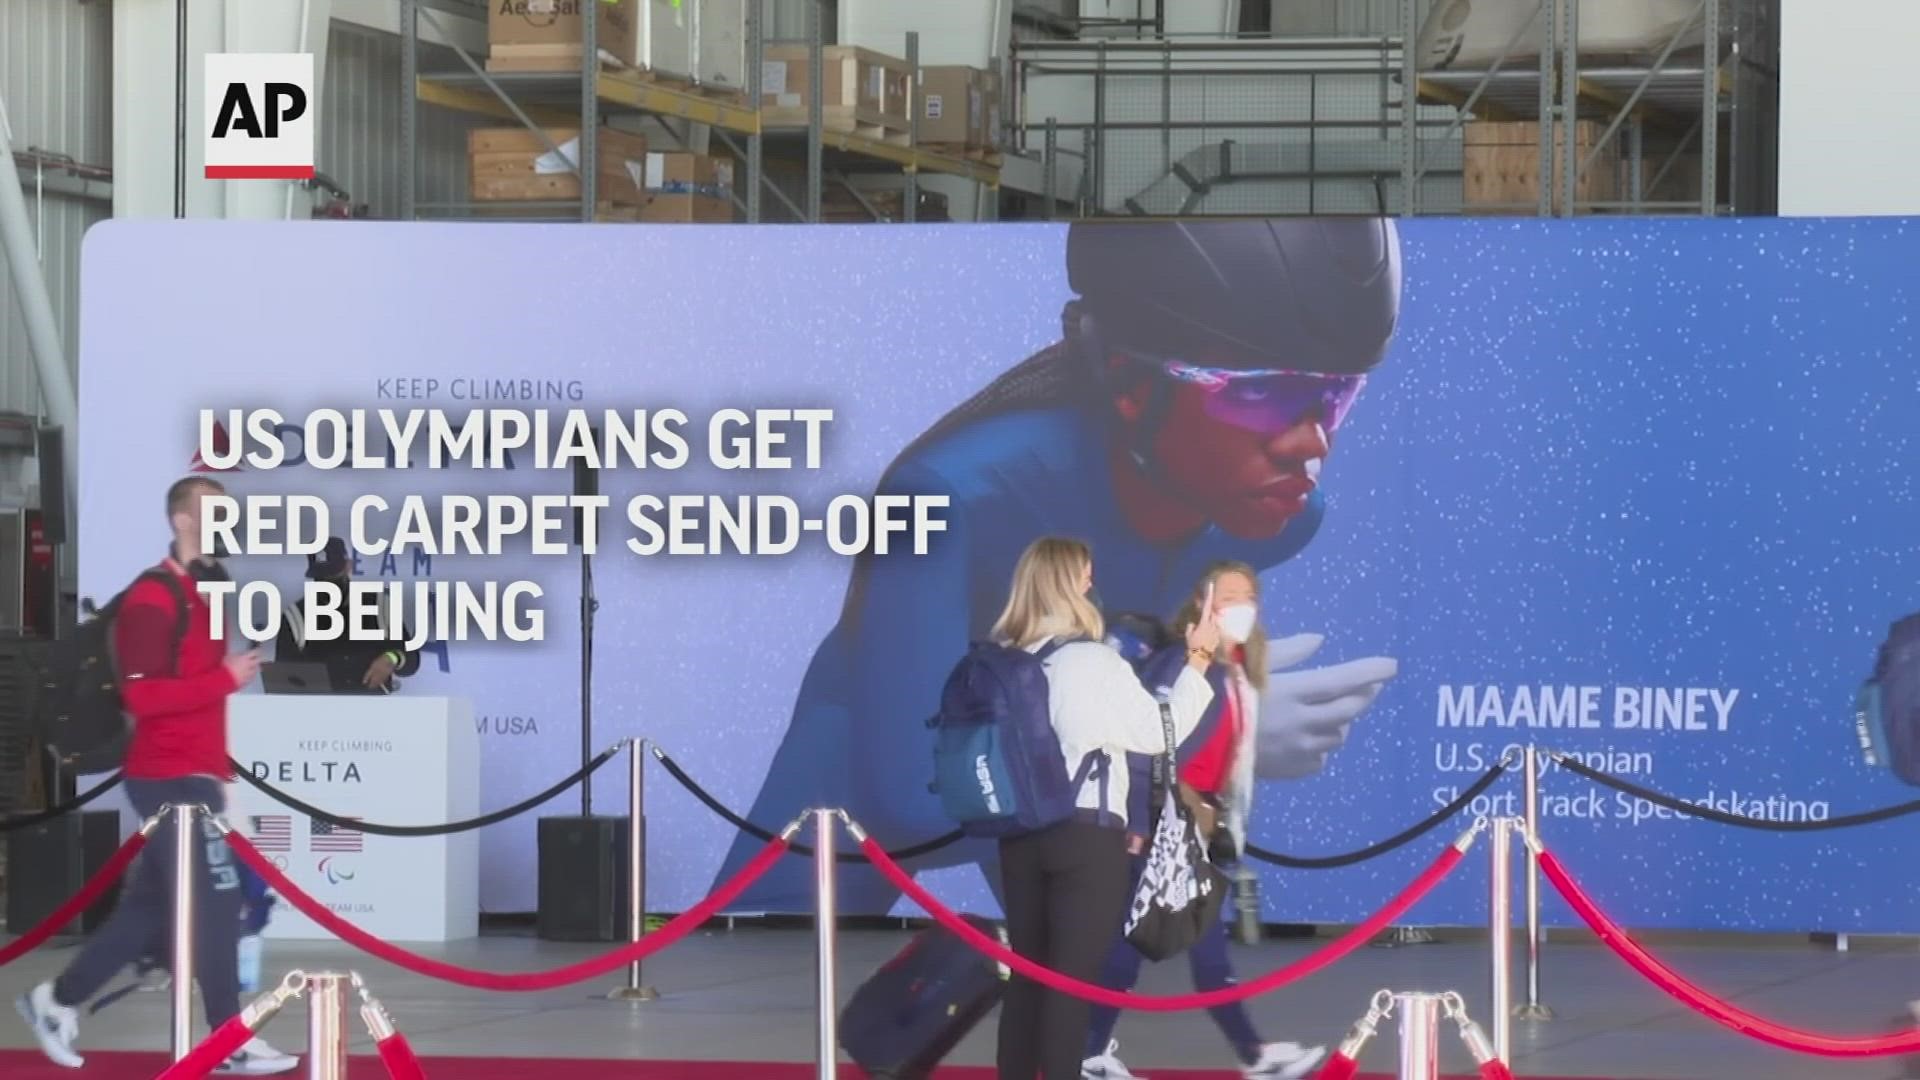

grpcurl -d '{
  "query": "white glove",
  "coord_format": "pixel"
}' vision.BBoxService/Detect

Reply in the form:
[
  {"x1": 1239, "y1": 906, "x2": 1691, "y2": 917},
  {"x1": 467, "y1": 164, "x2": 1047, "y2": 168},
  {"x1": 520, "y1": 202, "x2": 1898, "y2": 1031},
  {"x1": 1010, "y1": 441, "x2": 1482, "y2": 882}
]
[{"x1": 1256, "y1": 633, "x2": 1398, "y2": 780}]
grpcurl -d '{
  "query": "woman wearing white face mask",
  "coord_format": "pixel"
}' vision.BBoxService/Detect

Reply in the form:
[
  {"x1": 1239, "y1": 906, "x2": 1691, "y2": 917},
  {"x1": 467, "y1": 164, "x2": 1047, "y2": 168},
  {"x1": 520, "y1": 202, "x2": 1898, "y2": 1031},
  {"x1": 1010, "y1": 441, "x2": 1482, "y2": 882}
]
[{"x1": 1082, "y1": 563, "x2": 1326, "y2": 1080}]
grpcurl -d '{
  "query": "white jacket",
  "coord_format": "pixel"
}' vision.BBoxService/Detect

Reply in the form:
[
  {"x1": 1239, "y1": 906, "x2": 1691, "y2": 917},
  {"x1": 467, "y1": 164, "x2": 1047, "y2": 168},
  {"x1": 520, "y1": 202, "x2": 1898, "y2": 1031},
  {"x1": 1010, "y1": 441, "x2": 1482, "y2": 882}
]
[{"x1": 1028, "y1": 635, "x2": 1214, "y2": 831}]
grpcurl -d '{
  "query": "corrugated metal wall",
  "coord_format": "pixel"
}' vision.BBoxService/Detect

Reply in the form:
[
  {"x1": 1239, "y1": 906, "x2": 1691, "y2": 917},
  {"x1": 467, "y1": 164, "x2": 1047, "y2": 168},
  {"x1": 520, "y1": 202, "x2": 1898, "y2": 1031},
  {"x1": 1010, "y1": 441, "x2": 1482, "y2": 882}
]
[
  {"x1": 0, "y1": 7, "x2": 481, "y2": 419},
  {"x1": 0, "y1": 0, "x2": 110, "y2": 422},
  {"x1": 321, "y1": 20, "x2": 479, "y2": 220}
]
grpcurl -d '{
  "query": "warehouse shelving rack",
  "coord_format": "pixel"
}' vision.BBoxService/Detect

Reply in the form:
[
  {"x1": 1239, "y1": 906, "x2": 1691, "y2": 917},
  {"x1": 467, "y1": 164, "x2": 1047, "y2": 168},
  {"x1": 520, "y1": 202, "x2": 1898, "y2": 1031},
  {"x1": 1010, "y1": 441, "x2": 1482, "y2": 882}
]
[
  {"x1": 1400, "y1": 0, "x2": 1765, "y2": 216},
  {"x1": 1004, "y1": 0, "x2": 1770, "y2": 218},
  {"x1": 397, "y1": 0, "x2": 1000, "y2": 224}
]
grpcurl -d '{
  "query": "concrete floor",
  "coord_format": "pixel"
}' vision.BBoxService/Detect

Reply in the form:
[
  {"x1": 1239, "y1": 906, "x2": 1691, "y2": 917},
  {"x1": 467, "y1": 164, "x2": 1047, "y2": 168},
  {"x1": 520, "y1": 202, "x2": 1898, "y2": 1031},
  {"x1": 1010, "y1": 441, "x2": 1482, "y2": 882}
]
[{"x1": 2, "y1": 927, "x2": 1918, "y2": 1079}]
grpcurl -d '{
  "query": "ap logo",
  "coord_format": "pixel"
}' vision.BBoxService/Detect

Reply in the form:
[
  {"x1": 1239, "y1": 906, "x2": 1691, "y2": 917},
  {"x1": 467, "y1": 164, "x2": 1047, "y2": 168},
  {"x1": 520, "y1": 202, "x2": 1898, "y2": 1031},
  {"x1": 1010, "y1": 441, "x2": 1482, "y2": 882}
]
[{"x1": 205, "y1": 53, "x2": 315, "y2": 180}]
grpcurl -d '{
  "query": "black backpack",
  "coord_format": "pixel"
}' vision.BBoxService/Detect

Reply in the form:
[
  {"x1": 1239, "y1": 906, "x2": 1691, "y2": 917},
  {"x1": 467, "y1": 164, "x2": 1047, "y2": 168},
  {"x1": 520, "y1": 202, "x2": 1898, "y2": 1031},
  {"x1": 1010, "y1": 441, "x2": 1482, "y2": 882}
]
[{"x1": 34, "y1": 568, "x2": 191, "y2": 775}]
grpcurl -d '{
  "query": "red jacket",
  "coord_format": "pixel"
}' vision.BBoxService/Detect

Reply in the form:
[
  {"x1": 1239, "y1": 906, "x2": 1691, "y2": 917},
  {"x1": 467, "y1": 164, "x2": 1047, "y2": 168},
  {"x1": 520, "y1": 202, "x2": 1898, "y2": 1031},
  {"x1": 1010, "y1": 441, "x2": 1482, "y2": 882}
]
[
  {"x1": 1179, "y1": 673, "x2": 1242, "y2": 795},
  {"x1": 118, "y1": 561, "x2": 238, "y2": 780}
]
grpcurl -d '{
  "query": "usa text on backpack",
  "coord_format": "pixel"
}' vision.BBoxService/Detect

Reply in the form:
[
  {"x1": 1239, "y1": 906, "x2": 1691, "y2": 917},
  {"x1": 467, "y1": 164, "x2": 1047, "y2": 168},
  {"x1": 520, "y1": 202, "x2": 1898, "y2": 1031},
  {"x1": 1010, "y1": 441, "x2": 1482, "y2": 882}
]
[{"x1": 929, "y1": 638, "x2": 1108, "y2": 838}]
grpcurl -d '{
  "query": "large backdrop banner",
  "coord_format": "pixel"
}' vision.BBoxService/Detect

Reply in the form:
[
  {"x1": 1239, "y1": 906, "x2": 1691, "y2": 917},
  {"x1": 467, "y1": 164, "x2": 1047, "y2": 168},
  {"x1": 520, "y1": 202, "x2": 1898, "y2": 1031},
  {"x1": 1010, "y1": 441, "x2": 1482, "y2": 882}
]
[{"x1": 78, "y1": 216, "x2": 1920, "y2": 934}]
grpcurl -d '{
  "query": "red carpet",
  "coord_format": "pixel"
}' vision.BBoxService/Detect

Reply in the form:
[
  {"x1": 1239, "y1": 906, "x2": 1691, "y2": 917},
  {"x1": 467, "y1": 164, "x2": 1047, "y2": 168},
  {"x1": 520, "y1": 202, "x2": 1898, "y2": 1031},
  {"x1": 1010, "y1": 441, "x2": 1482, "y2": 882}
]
[{"x1": 0, "y1": 1050, "x2": 1594, "y2": 1079}]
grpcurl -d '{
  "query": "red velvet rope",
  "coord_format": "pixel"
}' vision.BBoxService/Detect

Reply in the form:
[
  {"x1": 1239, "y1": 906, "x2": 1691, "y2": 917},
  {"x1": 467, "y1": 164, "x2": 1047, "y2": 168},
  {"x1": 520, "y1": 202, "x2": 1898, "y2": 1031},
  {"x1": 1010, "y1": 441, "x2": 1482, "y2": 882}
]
[
  {"x1": 860, "y1": 834, "x2": 1466, "y2": 1011},
  {"x1": 0, "y1": 832, "x2": 148, "y2": 967},
  {"x1": 1311, "y1": 1051, "x2": 1360, "y2": 1080},
  {"x1": 1539, "y1": 849, "x2": 1920, "y2": 1058},
  {"x1": 225, "y1": 830, "x2": 790, "y2": 992},
  {"x1": 376, "y1": 1032, "x2": 430, "y2": 1080},
  {"x1": 1478, "y1": 1060, "x2": 1516, "y2": 1080},
  {"x1": 152, "y1": 1014, "x2": 257, "y2": 1080}
]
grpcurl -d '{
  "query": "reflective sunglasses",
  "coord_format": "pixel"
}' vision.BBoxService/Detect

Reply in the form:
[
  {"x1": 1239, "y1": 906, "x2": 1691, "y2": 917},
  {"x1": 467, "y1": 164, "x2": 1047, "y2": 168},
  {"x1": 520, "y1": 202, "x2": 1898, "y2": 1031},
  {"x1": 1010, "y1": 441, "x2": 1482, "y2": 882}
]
[{"x1": 1134, "y1": 355, "x2": 1369, "y2": 435}]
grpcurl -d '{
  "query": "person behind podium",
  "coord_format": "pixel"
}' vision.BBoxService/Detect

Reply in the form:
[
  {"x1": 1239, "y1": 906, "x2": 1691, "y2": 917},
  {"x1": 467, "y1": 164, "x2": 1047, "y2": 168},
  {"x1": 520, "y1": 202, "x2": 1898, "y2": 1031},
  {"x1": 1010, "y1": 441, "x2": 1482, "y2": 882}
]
[
  {"x1": 275, "y1": 537, "x2": 420, "y2": 691},
  {"x1": 14, "y1": 475, "x2": 299, "y2": 1075}
]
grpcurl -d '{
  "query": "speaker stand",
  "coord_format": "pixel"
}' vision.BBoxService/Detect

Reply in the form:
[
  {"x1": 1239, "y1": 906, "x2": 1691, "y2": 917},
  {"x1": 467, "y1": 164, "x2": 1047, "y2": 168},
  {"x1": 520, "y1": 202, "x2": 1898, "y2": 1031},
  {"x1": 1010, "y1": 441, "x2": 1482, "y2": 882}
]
[{"x1": 579, "y1": 544, "x2": 597, "y2": 816}]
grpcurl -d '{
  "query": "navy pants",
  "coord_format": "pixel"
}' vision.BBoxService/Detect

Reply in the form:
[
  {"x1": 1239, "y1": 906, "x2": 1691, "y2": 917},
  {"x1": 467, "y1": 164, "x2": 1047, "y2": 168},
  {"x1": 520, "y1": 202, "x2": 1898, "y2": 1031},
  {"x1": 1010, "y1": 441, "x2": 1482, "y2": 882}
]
[
  {"x1": 52, "y1": 776, "x2": 244, "y2": 1028},
  {"x1": 1087, "y1": 852, "x2": 1264, "y2": 1067}
]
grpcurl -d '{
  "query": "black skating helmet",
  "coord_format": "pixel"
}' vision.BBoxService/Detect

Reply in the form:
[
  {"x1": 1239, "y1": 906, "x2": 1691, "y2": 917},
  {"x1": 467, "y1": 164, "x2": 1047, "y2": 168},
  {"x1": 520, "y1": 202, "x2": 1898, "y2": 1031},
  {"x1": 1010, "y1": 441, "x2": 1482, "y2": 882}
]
[{"x1": 1066, "y1": 218, "x2": 1403, "y2": 375}]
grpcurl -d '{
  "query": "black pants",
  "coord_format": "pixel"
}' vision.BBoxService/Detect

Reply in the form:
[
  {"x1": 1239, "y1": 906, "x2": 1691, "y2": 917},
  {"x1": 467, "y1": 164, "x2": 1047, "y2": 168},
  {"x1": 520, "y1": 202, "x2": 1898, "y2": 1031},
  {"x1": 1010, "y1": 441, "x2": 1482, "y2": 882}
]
[
  {"x1": 53, "y1": 776, "x2": 243, "y2": 1027},
  {"x1": 996, "y1": 820, "x2": 1131, "y2": 1080}
]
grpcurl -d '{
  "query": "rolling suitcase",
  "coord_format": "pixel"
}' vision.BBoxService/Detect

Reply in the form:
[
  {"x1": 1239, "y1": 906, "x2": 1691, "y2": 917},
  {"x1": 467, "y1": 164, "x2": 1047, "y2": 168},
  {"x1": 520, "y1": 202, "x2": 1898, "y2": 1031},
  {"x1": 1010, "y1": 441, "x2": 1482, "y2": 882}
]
[{"x1": 839, "y1": 914, "x2": 1008, "y2": 1078}]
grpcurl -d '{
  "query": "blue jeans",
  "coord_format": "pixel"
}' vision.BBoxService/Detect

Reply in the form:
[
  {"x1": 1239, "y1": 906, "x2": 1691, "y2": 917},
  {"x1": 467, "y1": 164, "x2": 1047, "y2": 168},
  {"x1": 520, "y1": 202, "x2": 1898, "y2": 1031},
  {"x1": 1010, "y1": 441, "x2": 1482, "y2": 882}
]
[{"x1": 1087, "y1": 852, "x2": 1264, "y2": 1067}]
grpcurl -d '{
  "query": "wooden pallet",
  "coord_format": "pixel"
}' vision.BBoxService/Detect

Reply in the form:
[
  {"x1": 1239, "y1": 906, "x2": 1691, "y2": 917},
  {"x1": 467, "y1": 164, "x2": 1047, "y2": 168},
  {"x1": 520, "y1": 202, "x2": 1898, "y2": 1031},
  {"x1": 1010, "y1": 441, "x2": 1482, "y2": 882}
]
[{"x1": 763, "y1": 105, "x2": 911, "y2": 147}]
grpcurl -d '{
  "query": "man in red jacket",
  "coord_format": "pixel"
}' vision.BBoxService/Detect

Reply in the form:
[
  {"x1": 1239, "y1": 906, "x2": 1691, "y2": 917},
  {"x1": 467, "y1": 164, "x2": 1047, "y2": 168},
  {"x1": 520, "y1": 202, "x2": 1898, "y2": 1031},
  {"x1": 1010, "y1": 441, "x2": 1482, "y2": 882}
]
[{"x1": 16, "y1": 477, "x2": 297, "y2": 1075}]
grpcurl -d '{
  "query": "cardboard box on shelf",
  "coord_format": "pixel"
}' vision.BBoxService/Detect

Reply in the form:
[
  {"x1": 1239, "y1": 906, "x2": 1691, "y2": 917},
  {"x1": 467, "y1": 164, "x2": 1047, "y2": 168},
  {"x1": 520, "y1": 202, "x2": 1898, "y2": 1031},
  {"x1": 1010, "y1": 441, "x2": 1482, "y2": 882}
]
[
  {"x1": 487, "y1": 0, "x2": 641, "y2": 71},
  {"x1": 916, "y1": 66, "x2": 978, "y2": 146},
  {"x1": 636, "y1": 151, "x2": 732, "y2": 221},
  {"x1": 643, "y1": 151, "x2": 726, "y2": 193},
  {"x1": 467, "y1": 127, "x2": 649, "y2": 206},
  {"x1": 639, "y1": 193, "x2": 734, "y2": 222},
  {"x1": 761, "y1": 44, "x2": 912, "y2": 144},
  {"x1": 918, "y1": 66, "x2": 1000, "y2": 156}
]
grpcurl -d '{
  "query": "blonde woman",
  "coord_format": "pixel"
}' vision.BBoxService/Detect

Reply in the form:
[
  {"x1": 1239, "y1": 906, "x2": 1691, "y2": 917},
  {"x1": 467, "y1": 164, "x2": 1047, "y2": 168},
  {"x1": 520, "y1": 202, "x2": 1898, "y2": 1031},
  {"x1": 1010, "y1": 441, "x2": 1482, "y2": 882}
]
[
  {"x1": 990, "y1": 536, "x2": 1220, "y2": 1080},
  {"x1": 1082, "y1": 562, "x2": 1326, "y2": 1080}
]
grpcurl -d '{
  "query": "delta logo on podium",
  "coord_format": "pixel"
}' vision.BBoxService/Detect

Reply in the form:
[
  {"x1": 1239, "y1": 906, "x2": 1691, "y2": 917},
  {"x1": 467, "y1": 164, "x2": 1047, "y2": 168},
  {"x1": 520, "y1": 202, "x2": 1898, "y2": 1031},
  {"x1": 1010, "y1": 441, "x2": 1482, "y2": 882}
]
[{"x1": 204, "y1": 53, "x2": 315, "y2": 180}]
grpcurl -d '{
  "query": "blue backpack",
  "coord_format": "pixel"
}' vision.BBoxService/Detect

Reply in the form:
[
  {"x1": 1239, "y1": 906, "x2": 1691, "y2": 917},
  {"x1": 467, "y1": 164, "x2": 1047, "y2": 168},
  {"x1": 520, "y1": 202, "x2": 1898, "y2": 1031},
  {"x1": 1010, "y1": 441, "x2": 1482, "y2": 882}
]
[
  {"x1": 1859, "y1": 612, "x2": 1920, "y2": 786},
  {"x1": 928, "y1": 638, "x2": 1108, "y2": 838}
]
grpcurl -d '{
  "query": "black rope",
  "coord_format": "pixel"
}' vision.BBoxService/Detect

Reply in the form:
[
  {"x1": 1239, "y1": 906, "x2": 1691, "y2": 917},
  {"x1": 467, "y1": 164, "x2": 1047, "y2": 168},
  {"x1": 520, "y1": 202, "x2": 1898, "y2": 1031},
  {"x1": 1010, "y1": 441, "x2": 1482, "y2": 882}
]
[
  {"x1": 1245, "y1": 764, "x2": 1508, "y2": 869},
  {"x1": 0, "y1": 772, "x2": 125, "y2": 833},
  {"x1": 1555, "y1": 756, "x2": 1920, "y2": 832},
  {"x1": 228, "y1": 747, "x2": 624, "y2": 837},
  {"x1": 652, "y1": 748, "x2": 965, "y2": 863}
]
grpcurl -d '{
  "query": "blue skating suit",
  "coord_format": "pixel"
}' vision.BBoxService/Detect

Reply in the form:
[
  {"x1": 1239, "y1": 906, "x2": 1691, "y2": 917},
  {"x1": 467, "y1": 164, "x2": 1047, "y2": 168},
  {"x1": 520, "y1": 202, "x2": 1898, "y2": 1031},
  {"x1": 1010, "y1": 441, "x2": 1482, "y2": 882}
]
[{"x1": 712, "y1": 403, "x2": 1324, "y2": 912}]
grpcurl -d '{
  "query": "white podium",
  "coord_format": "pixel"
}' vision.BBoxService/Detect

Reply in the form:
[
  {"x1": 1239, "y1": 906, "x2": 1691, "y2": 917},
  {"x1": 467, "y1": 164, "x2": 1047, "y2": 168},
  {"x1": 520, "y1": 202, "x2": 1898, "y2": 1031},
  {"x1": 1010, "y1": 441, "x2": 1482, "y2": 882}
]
[{"x1": 228, "y1": 695, "x2": 478, "y2": 943}]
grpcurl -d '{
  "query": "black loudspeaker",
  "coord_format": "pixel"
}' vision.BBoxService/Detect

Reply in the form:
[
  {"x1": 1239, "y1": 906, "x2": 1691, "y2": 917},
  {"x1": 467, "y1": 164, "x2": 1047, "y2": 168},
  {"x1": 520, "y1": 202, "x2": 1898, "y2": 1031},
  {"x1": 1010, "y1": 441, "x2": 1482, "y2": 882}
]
[
  {"x1": 35, "y1": 427, "x2": 66, "y2": 547},
  {"x1": 6, "y1": 810, "x2": 124, "y2": 935},
  {"x1": 536, "y1": 815, "x2": 628, "y2": 942}
]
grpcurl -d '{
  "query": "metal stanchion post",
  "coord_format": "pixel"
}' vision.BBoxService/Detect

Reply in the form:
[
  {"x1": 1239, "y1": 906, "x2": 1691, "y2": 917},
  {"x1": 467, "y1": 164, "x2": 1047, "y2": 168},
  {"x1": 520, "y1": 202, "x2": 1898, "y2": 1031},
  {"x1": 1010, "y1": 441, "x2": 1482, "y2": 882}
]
[
  {"x1": 1232, "y1": 864, "x2": 1262, "y2": 946},
  {"x1": 1489, "y1": 817, "x2": 1514, "y2": 1065},
  {"x1": 1394, "y1": 991, "x2": 1441, "y2": 1080},
  {"x1": 609, "y1": 737, "x2": 659, "y2": 1002},
  {"x1": 1516, "y1": 747, "x2": 1554, "y2": 1021},
  {"x1": 169, "y1": 803, "x2": 197, "y2": 1062},
  {"x1": 354, "y1": 973, "x2": 395, "y2": 1042},
  {"x1": 305, "y1": 972, "x2": 349, "y2": 1080},
  {"x1": 813, "y1": 808, "x2": 839, "y2": 1080}
]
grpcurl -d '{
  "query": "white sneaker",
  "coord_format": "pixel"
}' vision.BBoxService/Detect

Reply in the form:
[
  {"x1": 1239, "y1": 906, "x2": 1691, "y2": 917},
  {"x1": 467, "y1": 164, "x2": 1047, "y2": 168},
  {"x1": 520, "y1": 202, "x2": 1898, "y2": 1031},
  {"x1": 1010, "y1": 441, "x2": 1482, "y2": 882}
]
[
  {"x1": 15, "y1": 981, "x2": 84, "y2": 1069},
  {"x1": 1243, "y1": 1041, "x2": 1328, "y2": 1080},
  {"x1": 215, "y1": 1037, "x2": 300, "y2": 1075},
  {"x1": 1083, "y1": 1038, "x2": 1147, "y2": 1079}
]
